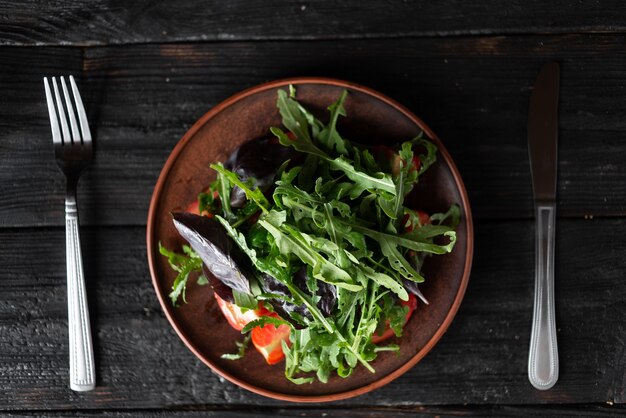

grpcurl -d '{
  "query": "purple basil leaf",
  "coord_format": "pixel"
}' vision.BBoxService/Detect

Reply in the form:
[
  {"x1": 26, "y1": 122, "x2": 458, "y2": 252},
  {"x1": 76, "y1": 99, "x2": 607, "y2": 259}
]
[
  {"x1": 260, "y1": 274, "x2": 309, "y2": 329},
  {"x1": 202, "y1": 264, "x2": 234, "y2": 303},
  {"x1": 402, "y1": 279, "x2": 429, "y2": 305},
  {"x1": 294, "y1": 266, "x2": 337, "y2": 317},
  {"x1": 316, "y1": 280, "x2": 337, "y2": 317},
  {"x1": 225, "y1": 138, "x2": 299, "y2": 208},
  {"x1": 172, "y1": 212, "x2": 252, "y2": 295}
]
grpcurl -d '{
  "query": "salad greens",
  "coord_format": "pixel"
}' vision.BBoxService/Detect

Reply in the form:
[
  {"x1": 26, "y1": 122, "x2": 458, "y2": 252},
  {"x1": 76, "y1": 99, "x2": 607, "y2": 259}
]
[{"x1": 162, "y1": 87, "x2": 460, "y2": 383}]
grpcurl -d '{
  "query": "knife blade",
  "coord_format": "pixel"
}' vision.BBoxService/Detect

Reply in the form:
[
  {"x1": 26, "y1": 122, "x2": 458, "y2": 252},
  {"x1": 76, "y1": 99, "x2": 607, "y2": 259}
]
[
  {"x1": 527, "y1": 61, "x2": 560, "y2": 390},
  {"x1": 528, "y1": 62, "x2": 559, "y2": 202}
]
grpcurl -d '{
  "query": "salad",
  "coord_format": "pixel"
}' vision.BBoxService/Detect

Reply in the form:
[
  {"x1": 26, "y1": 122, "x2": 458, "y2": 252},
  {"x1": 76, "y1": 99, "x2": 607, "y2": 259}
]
[{"x1": 160, "y1": 87, "x2": 459, "y2": 384}]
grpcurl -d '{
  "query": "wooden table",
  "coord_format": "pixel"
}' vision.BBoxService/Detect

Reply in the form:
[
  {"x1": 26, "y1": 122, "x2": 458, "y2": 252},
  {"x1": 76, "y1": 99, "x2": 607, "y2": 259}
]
[{"x1": 2, "y1": 2, "x2": 625, "y2": 416}]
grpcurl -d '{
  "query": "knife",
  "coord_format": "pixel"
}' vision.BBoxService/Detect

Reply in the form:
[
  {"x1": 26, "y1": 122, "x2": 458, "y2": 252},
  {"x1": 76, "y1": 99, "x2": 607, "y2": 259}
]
[{"x1": 527, "y1": 61, "x2": 560, "y2": 390}]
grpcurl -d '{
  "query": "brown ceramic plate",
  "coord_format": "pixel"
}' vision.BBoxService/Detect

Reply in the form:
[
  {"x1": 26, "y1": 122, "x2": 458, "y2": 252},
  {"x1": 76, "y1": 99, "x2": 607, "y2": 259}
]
[{"x1": 147, "y1": 77, "x2": 473, "y2": 402}]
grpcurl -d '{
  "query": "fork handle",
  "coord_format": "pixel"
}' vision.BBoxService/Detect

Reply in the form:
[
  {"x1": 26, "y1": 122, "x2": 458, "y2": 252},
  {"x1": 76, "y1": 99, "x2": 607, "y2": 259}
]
[
  {"x1": 528, "y1": 203, "x2": 559, "y2": 390},
  {"x1": 65, "y1": 194, "x2": 96, "y2": 391}
]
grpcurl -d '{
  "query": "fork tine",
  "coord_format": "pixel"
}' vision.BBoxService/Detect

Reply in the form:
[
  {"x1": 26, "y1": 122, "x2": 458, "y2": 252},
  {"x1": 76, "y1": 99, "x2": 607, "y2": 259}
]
[
  {"x1": 69, "y1": 76, "x2": 92, "y2": 144},
  {"x1": 44, "y1": 77, "x2": 62, "y2": 145},
  {"x1": 60, "y1": 76, "x2": 81, "y2": 144},
  {"x1": 52, "y1": 77, "x2": 71, "y2": 145}
]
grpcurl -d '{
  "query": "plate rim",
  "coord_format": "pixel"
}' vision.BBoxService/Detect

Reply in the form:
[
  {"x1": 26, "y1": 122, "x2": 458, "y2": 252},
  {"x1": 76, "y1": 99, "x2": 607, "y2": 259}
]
[{"x1": 146, "y1": 77, "x2": 474, "y2": 402}]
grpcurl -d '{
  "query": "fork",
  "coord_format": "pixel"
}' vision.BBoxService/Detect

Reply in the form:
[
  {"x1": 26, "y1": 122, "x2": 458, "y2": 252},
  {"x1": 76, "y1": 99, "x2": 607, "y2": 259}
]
[{"x1": 44, "y1": 76, "x2": 95, "y2": 392}]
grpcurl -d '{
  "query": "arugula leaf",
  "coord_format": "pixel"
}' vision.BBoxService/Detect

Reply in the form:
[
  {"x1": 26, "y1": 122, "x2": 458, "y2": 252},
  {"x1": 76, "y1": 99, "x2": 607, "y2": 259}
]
[
  {"x1": 276, "y1": 89, "x2": 314, "y2": 143},
  {"x1": 210, "y1": 163, "x2": 270, "y2": 212},
  {"x1": 328, "y1": 156, "x2": 396, "y2": 195},
  {"x1": 233, "y1": 289, "x2": 258, "y2": 310},
  {"x1": 379, "y1": 239, "x2": 424, "y2": 283},
  {"x1": 221, "y1": 334, "x2": 251, "y2": 360},
  {"x1": 258, "y1": 219, "x2": 362, "y2": 292},
  {"x1": 430, "y1": 204, "x2": 461, "y2": 227},
  {"x1": 350, "y1": 222, "x2": 457, "y2": 254},
  {"x1": 318, "y1": 90, "x2": 350, "y2": 156},
  {"x1": 379, "y1": 293, "x2": 410, "y2": 338},
  {"x1": 216, "y1": 169, "x2": 233, "y2": 219},
  {"x1": 241, "y1": 316, "x2": 291, "y2": 334},
  {"x1": 323, "y1": 203, "x2": 350, "y2": 268},
  {"x1": 358, "y1": 265, "x2": 409, "y2": 301},
  {"x1": 414, "y1": 136, "x2": 438, "y2": 175},
  {"x1": 272, "y1": 126, "x2": 328, "y2": 160},
  {"x1": 158, "y1": 242, "x2": 203, "y2": 306}
]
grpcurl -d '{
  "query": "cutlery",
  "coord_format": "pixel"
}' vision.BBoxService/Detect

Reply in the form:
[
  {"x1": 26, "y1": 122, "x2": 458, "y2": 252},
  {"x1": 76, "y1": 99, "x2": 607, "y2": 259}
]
[
  {"x1": 527, "y1": 62, "x2": 560, "y2": 390},
  {"x1": 44, "y1": 76, "x2": 96, "y2": 392}
]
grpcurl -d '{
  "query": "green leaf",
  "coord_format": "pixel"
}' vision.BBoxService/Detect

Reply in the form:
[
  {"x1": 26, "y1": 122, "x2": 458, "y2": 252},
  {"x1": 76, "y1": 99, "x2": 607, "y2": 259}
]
[
  {"x1": 221, "y1": 334, "x2": 251, "y2": 360},
  {"x1": 215, "y1": 215, "x2": 260, "y2": 265},
  {"x1": 414, "y1": 136, "x2": 437, "y2": 175},
  {"x1": 379, "y1": 238, "x2": 424, "y2": 283},
  {"x1": 233, "y1": 289, "x2": 258, "y2": 310},
  {"x1": 159, "y1": 242, "x2": 203, "y2": 306},
  {"x1": 319, "y1": 90, "x2": 350, "y2": 156},
  {"x1": 379, "y1": 293, "x2": 410, "y2": 338},
  {"x1": 373, "y1": 344, "x2": 400, "y2": 353},
  {"x1": 276, "y1": 89, "x2": 313, "y2": 142},
  {"x1": 271, "y1": 126, "x2": 328, "y2": 160},
  {"x1": 216, "y1": 169, "x2": 233, "y2": 219},
  {"x1": 241, "y1": 316, "x2": 291, "y2": 334},
  {"x1": 210, "y1": 163, "x2": 270, "y2": 212},
  {"x1": 358, "y1": 265, "x2": 408, "y2": 301},
  {"x1": 323, "y1": 203, "x2": 350, "y2": 268},
  {"x1": 376, "y1": 190, "x2": 399, "y2": 220},
  {"x1": 264, "y1": 209, "x2": 287, "y2": 227},
  {"x1": 286, "y1": 375, "x2": 316, "y2": 385},
  {"x1": 430, "y1": 204, "x2": 461, "y2": 227},
  {"x1": 329, "y1": 156, "x2": 396, "y2": 195},
  {"x1": 258, "y1": 219, "x2": 361, "y2": 292},
  {"x1": 350, "y1": 222, "x2": 457, "y2": 254}
]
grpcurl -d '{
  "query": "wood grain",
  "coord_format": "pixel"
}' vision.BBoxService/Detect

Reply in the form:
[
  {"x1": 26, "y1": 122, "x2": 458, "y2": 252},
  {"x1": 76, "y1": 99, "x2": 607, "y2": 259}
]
[
  {"x1": 3, "y1": 404, "x2": 626, "y2": 417},
  {"x1": 2, "y1": 1, "x2": 626, "y2": 46},
  {"x1": 0, "y1": 219, "x2": 623, "y2": 409},
  {"x1": 2, "y1": 1, "x2": 625, "y2": 414},
  {"x1": 2, "y1": 35, "x2": 626, "y2": 228}
]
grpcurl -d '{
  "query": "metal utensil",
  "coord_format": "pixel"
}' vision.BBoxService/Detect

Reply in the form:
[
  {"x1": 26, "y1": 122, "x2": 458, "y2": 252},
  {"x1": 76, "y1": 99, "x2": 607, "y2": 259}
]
[
  {"x1": 44, "y1": 76, "x2": 95, "y2": 392},
  {"x1": 527, "y1": 62, "x2": 560, "y2": 390}
]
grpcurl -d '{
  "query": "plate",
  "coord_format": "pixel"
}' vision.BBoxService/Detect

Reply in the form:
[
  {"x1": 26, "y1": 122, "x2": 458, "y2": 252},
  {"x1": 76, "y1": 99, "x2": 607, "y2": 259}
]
[{"x1": 147, "y1": 78, "x2": 473, "y2": 402}]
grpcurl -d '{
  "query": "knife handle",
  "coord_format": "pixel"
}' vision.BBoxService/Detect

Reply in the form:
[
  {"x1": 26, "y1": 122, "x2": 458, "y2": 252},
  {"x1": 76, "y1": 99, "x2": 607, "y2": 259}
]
[{"x1": 528, "y1": 203, "x2": 559, "y2": 390}]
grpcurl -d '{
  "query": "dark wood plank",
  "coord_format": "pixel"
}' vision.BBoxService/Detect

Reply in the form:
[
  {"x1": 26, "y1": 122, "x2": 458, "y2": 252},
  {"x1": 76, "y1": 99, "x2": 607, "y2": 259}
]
[
  {"x1": 0, "y1": 219, "x2": 623, "y2": 409},
  {"x1": 2, "y1": 1, "x2": 626, "y2": 46},
  {"x1": 2, "y1": 35, "x2": 626, "y2": 228},
  {"x1": 3, "y1": 404, "x2": 626, "y2": 417}
]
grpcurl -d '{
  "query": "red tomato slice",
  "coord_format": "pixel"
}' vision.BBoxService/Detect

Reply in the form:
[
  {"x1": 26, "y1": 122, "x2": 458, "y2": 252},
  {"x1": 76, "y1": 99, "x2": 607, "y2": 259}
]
[
  {"x1": 371, "y1": 294, "x2": 418, "y2": 344},
  {"x1": 214, "y1": 293, "x2": 260, "y2": 331},
  {"x1": 214, "y1": 294, "x2": 291, "y2": 364},
  {"x1": 185, "y1": 200, "x2": 201, "y2": 215},
  {"x1": 251, "y1": 312, "x2": 291, "y2": 365}
]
